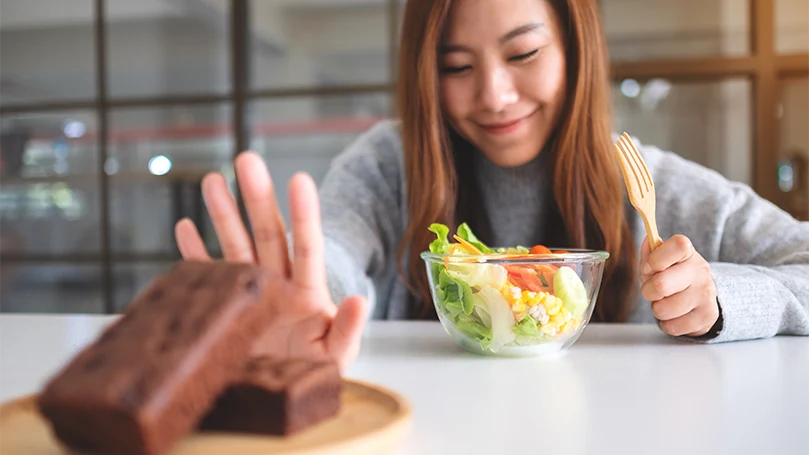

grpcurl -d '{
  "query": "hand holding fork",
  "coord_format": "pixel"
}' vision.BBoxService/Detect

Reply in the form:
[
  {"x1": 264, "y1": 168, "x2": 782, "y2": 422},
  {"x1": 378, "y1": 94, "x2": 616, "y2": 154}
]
[{"x1": 615, "y1": 133, "x2": 720, "y2": 337}]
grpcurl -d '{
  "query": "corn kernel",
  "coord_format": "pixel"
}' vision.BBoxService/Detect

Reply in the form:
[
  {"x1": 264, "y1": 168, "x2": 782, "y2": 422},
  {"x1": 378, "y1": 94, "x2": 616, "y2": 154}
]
[
  {"x1": 513, "y1": 303, "x2": 526, "y2": 313},
  {"x1": 561, "y1": 308, "x2": 572, "y2": 322},
  {"x1": 541, "y1": 324, "x2": 558, "y2": 336},
  {"x1": 561, "y1": 319, "x2": 577, "y2": 333},
  {"x1": 544, "y1": 296, "x2": 562, "y2": 316}
]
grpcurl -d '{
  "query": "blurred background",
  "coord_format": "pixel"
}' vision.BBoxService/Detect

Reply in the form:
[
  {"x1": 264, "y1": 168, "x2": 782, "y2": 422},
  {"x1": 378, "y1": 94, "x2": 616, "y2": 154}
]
[{"x1": 0, "y1": 0, "x2": 807, "y2": 314}]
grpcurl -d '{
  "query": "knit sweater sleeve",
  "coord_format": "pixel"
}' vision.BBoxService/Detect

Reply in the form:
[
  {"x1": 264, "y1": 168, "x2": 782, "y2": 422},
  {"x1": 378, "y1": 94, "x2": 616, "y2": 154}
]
[
  {"x1": 315, "y1": 120, "x2": 406, "y2": 318},
  {"x1": 641, "y1": 142, "x2": 809, "y2": 343}
]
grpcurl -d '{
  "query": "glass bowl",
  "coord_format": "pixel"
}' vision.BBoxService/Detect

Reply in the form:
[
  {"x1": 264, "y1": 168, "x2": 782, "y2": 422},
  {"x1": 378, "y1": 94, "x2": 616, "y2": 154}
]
[{"x1": 421, "y1": 249, "x2": 609, "y2": 357}]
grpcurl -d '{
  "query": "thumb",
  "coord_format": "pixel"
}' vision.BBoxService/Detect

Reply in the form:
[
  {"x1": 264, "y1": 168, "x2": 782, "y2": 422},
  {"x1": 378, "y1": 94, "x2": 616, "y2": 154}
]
[
  {"x1": 326, "y1": 296, "x2": 369, "y2": 372},
  {"x1": 639, "y1": 237, "x2": 652, "y2": 283}
]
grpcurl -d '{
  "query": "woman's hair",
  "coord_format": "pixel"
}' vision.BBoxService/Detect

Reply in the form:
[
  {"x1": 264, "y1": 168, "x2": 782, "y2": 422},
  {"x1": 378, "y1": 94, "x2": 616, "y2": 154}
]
[{"x1": 396, "y1": 0, "x2": 638, "y2": 322}]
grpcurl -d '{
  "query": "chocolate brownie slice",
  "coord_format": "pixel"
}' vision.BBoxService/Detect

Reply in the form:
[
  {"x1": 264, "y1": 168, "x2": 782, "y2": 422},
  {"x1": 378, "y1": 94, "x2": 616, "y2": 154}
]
[
  {"x1": 37, "y1": 260, "x2": 273, "y2": 455},
  {"x1": 199, "y1": 356, "x2": 341, "y2": 435}
]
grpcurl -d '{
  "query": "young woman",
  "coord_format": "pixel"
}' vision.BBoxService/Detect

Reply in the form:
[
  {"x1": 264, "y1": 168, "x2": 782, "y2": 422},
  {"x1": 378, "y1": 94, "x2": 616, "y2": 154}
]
[{"x1": 174, "y1": 0, "x2": 809, "y2": 370}]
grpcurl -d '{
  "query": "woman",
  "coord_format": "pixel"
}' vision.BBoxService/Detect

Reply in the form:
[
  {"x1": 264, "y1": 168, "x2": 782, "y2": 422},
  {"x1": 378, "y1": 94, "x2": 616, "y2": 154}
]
[{"x1": 175, "y1": 0, "x2": 809, "y2": 370}]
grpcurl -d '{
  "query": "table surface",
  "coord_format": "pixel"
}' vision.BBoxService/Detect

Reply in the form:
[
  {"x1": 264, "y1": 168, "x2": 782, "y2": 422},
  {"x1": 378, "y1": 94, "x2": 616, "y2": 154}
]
[{"x1": 1, "y1": 314, "x2": 808, "y2": 455}]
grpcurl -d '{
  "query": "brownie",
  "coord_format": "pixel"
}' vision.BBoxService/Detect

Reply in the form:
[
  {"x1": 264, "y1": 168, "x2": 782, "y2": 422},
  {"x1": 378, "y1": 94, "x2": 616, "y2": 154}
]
[
  {"x1": 37, "y1": 260, "x2": 273, "y2": 455},
  {"x1": 199, "y1": 356, "x2": 342, "y2": 436}
]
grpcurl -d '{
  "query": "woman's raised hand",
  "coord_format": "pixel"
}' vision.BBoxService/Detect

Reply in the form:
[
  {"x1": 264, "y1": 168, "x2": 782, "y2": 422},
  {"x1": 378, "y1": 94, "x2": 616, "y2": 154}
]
[{"x1": 174, "y1": 151, "x2": 368, "y2": 371}]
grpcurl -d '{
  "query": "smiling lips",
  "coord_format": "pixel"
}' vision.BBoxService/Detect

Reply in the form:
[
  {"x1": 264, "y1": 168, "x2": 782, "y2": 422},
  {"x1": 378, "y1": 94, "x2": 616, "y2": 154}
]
[{"x1": 477, "y1": 110, "x2": 536, "y2": 135}]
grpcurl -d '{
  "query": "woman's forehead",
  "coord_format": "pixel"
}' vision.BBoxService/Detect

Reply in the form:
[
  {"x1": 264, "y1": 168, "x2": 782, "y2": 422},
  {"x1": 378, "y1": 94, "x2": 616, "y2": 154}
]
[{"x1": 442, "y1": 0, "x2": 558, "y2": 44}]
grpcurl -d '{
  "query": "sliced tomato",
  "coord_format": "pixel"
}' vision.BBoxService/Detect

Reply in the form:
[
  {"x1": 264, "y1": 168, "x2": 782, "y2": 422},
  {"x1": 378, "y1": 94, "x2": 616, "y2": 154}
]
[
  {"x1": 529, "y1": 245, "x2": 552, "y2": 255},
  {"x1": 504, "y1": 265, "x2": 544, "y2": 292}
]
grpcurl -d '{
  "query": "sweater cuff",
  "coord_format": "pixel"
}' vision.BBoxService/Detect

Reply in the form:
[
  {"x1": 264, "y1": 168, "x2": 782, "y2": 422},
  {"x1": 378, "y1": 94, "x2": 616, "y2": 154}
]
[{"x1": 689, "y1": 262, "x2": 782, "y2": 343}]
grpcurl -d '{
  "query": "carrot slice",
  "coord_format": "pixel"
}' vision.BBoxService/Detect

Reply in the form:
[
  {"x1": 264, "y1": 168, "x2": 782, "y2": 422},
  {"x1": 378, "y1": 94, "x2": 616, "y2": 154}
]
[{"x1": 453, "y1": 235, "x2": 483, "y2": 255}]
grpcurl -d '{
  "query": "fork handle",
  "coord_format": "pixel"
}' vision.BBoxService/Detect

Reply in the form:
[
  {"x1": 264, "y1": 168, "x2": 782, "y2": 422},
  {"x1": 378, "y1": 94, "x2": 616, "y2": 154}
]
[{"x1": 642, "y1": 215, "x2": 664, "y2": 251}]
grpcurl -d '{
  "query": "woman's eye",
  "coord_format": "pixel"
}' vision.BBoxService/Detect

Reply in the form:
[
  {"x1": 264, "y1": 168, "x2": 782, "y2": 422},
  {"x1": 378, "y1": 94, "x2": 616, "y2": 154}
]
[
  {"x1": 509, "y1": 49, "x2": 539, "y2": 62},
  {"x1": 442, "y1": 65, "x2": 472, "y2": 75}
]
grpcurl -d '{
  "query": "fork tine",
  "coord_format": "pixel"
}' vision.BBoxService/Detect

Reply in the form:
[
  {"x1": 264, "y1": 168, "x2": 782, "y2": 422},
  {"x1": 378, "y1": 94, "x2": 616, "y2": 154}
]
[
  {"x1": 616, "y1": 135, "x2": 646, "y2": 193},
  {"x1": 621, "y1": 133, "x2": 653, "y2": 191}
]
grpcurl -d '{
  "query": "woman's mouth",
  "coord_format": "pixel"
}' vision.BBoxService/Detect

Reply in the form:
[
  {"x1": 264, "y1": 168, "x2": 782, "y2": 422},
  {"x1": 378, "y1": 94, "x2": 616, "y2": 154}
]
[{"x1": 477, "y1": 111, "x2": 535, "y2": 135}]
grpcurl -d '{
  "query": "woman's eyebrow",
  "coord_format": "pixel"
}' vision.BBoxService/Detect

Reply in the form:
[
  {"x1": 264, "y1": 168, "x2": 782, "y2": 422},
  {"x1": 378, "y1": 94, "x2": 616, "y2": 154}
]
[
  {"x1": 499, "y1": 22, "x2": 545, "y2": 44},
  {"x1": 440, "y1": 22, "x2": 545, "y2": 54}
]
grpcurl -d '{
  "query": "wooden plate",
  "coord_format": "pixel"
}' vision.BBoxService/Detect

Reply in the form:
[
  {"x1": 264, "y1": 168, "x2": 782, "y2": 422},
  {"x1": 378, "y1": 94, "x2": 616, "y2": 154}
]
[{"x1": 0, "y1": 379, "x2": 412, "y2": 455}]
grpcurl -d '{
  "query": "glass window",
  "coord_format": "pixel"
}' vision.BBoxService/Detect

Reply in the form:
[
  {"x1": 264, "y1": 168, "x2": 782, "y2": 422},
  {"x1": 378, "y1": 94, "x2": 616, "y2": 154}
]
[
  {"x1": 0, "y1": 263, "x2": 103, "y2": 313},
  {"x1": 778, "y1": 77, "x2": 809, "y2": 220},
  {"x1": 612, "y1": 78, "x2": 753, "y2": 185},
  {"x1": 602, "y1": 0, "x2": 749, "y2": 61},
  {"x1": 0, "y1": 110, "x2": 100, "y2": 254},
  {"x1": 114, "y1": 262, "x2": 174, "y2": 312},
  {"x1": 106, "y1": 0, "x2": 230, "y2": 98},
  {"x1": 250, "y1": 93, "x2": 391, "y2": 220},
  {"x1": 776, "y1": 0, "x2": 809, "y2": 53},
  {"x1": 0, "y1": 0, "x2": 96, "y2": 104},
  {"x1": 108, "y1": 104, "x2": 233, "y2": 255},
  {"x1": 251, "y1": 0, "x2": 390, "y2": 89}
]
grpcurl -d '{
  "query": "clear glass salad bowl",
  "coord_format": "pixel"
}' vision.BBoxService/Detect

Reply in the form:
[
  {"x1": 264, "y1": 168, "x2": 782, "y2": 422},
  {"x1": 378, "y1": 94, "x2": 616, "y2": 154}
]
[{"x1": 420, "y1": 223, "x2": 609, "y2": 357}]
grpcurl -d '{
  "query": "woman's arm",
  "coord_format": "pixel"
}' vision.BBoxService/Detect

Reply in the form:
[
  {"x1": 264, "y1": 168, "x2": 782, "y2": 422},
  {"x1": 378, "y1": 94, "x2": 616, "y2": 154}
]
[
  {"x1": 316, "y1": 120, "x2": 407, "y2": 318},
  {"x1": 642, "y1": 143, "x2": 809, "y2": 342}
]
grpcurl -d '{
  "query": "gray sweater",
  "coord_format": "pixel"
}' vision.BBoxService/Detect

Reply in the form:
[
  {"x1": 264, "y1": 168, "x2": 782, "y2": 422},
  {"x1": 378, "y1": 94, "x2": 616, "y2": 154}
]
[{"x1": 318, "y1": 120, "x2": 809, "y2": 343}]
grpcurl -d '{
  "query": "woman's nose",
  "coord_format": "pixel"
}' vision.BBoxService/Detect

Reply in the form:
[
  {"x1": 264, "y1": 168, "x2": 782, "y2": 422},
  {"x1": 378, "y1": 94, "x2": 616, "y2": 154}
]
[{"x1": 479, "y1": 66, "x2": 518, "y2": 113}]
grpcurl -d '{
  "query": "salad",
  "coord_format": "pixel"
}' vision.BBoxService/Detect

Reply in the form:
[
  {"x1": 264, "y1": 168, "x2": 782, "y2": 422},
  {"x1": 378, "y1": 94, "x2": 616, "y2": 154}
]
[{"x1": 425, "y1": 222, "x2": 590, "y2": 353}]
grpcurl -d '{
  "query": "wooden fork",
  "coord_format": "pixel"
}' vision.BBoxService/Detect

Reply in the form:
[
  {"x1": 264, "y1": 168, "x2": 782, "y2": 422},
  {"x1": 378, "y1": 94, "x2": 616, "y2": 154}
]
[{"x1": 614, "y1": 132, "x2": 664, "y2": 251}]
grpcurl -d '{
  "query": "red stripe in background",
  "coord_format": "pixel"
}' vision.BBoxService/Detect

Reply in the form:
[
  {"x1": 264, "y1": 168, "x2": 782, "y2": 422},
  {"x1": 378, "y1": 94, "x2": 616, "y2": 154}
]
[{"x1": 29, "y1": 117, "x2": 387, "y2": 143}]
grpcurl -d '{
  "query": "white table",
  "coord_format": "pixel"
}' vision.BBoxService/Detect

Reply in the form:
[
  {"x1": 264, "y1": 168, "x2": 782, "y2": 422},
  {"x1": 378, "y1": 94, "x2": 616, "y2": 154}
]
[{"x1": 1, "y1": 315, "x2": 808, "y2": 455}]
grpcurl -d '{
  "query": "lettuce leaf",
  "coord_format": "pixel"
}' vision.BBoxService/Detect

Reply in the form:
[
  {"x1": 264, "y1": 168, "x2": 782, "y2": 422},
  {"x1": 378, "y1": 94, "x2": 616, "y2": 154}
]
[
  {"x1": 446, "y1": 262, "x2": 508, "y2": 291},
  {"x1": 456, "y1": 314, "x2": 493, "y2": 349},
  {"x1": 438, "y1": 268, "x2": 474, "y2": 316},
  {"x1": 434, "y1": 267, "x2": 494, "y2": 348},
  {"x1": 494, "y1": 246, "x2": 530, "y2": 254},
  {"x1": 456, "y1": 222, "x2": 493, "y2": 253},
  {"x1": 472, "y1": 285, "x2": 516, "y2": 351},
  {"x1": 513, "y1": 315, "x2": 540, "y2": 338},
  {"x1": 428, "y1": 223, "x2": 451, "y2": 254}
]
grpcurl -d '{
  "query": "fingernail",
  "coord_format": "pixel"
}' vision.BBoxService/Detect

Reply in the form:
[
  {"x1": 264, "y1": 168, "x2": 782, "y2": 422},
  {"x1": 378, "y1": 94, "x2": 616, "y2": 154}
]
[{"x1": 643, "y1": 263, "x2": 652, "y2": 275}]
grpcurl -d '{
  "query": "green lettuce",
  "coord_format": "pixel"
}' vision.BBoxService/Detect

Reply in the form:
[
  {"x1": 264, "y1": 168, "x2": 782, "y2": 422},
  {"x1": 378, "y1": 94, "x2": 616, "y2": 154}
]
[
  {"x1": 435, "y1": 268, "x2": 494, "y2": 348},
  {"x1": 437, "y1": 268, "x2": 474, "y2": 317},
  {"x1": 428, "y1": 223, "x2": 450, "y2": 254},
  {"x1": 446, "y1": 262, "x2": 508, "y2": 290},
  {"x1": 456, "y1": 314, "x2": 493, "y2": 349},
  {"x1": 513, "y1": 315, "x2": 540, "y2": 338},
  {"x1": 495, "y1": 246, "x2": 530, "y2": 254},
  {"x1": 456, "y1": 222, "x2": 493, "y2": 253}
]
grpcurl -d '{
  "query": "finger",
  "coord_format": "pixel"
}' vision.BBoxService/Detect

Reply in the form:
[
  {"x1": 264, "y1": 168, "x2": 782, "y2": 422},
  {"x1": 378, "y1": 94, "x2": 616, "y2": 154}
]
[
  {"x1": 647, "y1": 234, "x2": 695, "y2": 274},
  {"x1": 202, "y1": 173, "x2": 256, "y2": 263},
  {"x1": 639, "y1": 237, "x2": 652, "y2": 282},
  {"x1": 174, "y1": 218, "x2": 212, "y2": 261},
  {"x1": 327, "y1": 296, "x2": 369, "y2": 372},
  {"x1": 650, "y1": 291, "x2": 698, "y2": 321},
  {"x1": 641, "y1": 261, "x2": 694, "y2": 302},
  {"x1": 659, "y1": 306, "x2": 717, "y2": 337},
  {"x1": 235, "y1": 151, "x2": 291, "y2": 278},
  {"x1": 288, "y1": 173, "x2": 326, "y2": 289}
]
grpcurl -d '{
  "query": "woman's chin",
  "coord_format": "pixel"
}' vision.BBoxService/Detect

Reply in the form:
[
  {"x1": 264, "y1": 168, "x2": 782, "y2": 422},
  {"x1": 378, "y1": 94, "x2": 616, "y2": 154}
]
[{"x1": 479, "y1": 147, "x2": 543, "y2": 168}]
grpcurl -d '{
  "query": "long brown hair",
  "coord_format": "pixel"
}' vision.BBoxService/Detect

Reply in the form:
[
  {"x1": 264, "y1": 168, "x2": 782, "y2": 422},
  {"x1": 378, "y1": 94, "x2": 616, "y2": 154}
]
[{"x1": 396, "y1": 0, "x2": 637, "y2": 322}]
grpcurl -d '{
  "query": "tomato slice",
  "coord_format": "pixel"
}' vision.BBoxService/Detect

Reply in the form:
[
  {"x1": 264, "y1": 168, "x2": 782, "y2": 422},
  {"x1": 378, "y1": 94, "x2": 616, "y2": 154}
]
[{"x1": 529, "y1": 245, "x2": 552, "y2": 255}]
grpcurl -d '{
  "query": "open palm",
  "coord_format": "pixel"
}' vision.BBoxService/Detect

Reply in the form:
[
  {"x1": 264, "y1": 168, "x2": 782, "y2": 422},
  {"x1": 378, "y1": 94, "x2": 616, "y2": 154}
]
[{"x1": 174, "y1": 152, "x2": 368, "y2": 372}]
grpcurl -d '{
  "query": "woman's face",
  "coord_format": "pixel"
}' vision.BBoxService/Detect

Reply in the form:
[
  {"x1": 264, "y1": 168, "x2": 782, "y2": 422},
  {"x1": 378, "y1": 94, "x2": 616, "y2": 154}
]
[{"x1": 439, "y1": 0, "x2": 567, "y2": 167}]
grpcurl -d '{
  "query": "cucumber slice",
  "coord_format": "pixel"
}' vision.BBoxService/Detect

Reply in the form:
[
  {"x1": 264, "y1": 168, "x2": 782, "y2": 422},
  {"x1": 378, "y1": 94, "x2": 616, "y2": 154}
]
[{"x1": 553, "y1": 266, "x2": 588, "y2": 317}]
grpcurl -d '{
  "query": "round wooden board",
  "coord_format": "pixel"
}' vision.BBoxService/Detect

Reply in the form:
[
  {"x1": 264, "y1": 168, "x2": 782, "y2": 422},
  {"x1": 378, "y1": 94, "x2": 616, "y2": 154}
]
[{"x1": 0, "y1": 379, "x2": 411, "y2": 455}]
